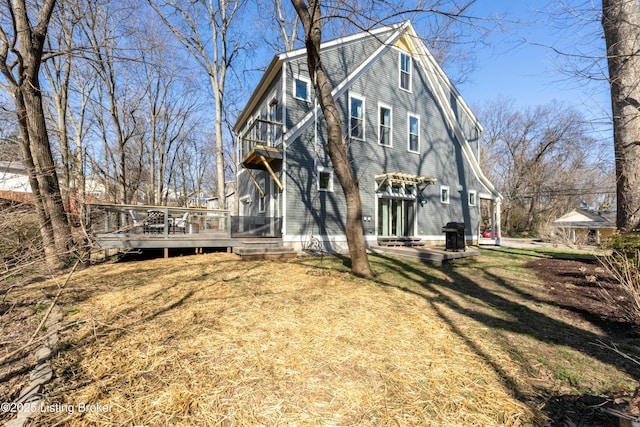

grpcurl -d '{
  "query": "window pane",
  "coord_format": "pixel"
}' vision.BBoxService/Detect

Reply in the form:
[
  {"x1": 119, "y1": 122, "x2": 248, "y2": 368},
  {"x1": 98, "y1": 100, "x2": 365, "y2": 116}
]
[
  {"x1": 350, "y1": 97, "x2": 364, "y2": 139},
  {"x1": 379, "y1": 107, "x2": 391, "y2": 146},
  {"x1": 401, "y1": 53, "x2": 410, "y2": 72},
  {"x1": 295, "y1": 79, "x2": 307, "y2": 100},
  {"x1": 441, "y1": 188, "x2": 449, "y2": 203},
  {"x1": 400, "y1": 53, "x2": 411, "y2": 90},
  {"x1": 319, "y1": 172, "x2": 330, "y2": 190},
  {"x1": 409, "y1": 116, "x2": 419, "y2": 151}
]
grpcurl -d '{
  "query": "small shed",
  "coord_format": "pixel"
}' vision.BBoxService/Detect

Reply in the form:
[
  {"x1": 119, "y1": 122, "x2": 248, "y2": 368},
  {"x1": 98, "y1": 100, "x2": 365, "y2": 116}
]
[{"x1": 552, "y1": 208, "x2": 616, "y2": 245}]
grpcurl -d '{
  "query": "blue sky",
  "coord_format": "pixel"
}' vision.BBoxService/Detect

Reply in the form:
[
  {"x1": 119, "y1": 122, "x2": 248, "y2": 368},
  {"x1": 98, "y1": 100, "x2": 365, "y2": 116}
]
[{"x1": 453, "y1": 1, "x2": 612, "y2": 142}]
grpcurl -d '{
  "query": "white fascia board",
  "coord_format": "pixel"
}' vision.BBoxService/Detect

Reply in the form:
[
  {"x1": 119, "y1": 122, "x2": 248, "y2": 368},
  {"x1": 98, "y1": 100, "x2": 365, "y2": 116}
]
[{"x1": 279, "y1": 22, "x2": 405, "y2": 62}]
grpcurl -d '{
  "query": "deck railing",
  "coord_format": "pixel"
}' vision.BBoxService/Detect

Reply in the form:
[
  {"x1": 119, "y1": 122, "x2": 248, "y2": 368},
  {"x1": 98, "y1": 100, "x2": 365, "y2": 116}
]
[
  {"x1": 87, "y1": 204, "x2": 231, "y2": 237},
  {"x1": 231, "y1": 216, "x2": 282, "y2": 238},
  {"x1": 86, "y1": 204, "x2": 284, "y2": 239}
]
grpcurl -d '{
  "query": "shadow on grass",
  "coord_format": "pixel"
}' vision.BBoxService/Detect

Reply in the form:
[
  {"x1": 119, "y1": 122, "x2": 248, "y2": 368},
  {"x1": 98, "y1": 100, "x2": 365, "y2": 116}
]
[
  {"x1": 359, "y1": 252, "x2": 639, "y2": 423},
  {"x1": 482, "y1": 246, "x2": 600, "y2": 262}
]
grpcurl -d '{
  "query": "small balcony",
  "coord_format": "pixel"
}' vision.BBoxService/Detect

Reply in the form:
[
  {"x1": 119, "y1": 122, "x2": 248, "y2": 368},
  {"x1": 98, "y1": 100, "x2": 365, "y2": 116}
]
[
  {"x1": 238, "y1": 118, "x2": 284, "y2": 192},
  {"x1": 239, "y1": 118, "x2": 283, "y2": 171}
]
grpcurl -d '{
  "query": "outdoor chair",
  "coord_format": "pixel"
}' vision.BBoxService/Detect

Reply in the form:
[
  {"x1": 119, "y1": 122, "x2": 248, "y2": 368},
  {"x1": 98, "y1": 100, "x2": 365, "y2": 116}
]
[
  {"x1": 145, "y1": 210, "x2": 166, "y2": 233},
  {"x1": 173, "y1": 212, "x2": 189, "y2": 233},
  {"x1": 129, "y1": 209, "x2": 146, "y2": 233}
]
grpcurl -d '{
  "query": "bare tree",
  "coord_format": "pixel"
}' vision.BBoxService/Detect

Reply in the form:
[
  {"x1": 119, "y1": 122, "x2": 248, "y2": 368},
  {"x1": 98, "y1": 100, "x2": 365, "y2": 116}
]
[
  {"x1": 42, "y1": 0, "x2": 89, "y2": 219},
  {"x1": 255, "y1": 0, "x2": 300, "y2": 52},
  {"x1": 0, "y1": 0, "x2": 72, "y2": 269},
  {"x1": 478, "y1": 97, "x2": 614, "y2": 234},
  {"x1": 148, "y1": 0, "x2": 246, "y2": 209},
  {"x1": 135, "y1": 22, "x2": 201, "y2": 206},
  {"x1": 80, "y1": 1, "x2": 146, "y2": 204},
  {"x1": 601, "y1": 0, "x2": 640, "y2": 232},
  {"x1": 290, "y1": 0, "x2": 373, "y2": 277}
]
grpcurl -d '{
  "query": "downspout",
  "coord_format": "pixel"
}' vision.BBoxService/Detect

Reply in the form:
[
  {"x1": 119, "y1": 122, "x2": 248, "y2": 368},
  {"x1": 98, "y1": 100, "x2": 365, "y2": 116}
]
[{"x1": 281, "y1": 63, "x2": 288, "y2": 239}]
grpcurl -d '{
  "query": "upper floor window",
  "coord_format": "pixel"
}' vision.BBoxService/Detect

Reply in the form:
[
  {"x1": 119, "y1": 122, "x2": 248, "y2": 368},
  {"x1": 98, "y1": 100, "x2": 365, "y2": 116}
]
[
  {"x1": 399, "y1": 52, "x2": 412, "y2": 91},
  {"x1": 267, "y1": 99, "x2": 278, "y2": 145},
  {"x1": 468, "y1": 190, "x2": 477, "y2": 206},
  {"x1": 294, "y1": 76, "x2": 310, "y2": 101},
  {"x1": 349, "y1": 94, "x2": 365, "y2": 140},
  {"x1": 408, "y1": 114, "x2": 420, "y2": 152},
  {"x1": 379, "y1": 104, "x2": 392, "y2": 146}
]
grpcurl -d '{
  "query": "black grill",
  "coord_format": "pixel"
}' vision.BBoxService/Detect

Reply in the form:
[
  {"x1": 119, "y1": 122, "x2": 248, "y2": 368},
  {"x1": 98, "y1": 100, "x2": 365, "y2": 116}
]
[{"x1": 442, "y1": 222, "x2": 466, "y2": 251}]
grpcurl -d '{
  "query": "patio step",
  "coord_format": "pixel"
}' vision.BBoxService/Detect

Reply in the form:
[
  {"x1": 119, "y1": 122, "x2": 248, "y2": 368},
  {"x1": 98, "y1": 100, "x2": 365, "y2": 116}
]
[
  {"x1": 377, "y1": 237, "x2": 425, "y2": 247},
  {"x1": 233, "y1": 246, "x2": 297, "y2": 261}
]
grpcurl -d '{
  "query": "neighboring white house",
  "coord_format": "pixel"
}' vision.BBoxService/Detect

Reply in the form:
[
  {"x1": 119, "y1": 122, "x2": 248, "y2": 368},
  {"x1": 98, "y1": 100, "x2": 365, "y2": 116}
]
[
  {"x1": 552, "y1": 208, "x2": 616, "y2": 245},
  {"x1": 0, "y1": 160, "x2": 32, "y2": 203},
  {"x1": 0, "y1": 160, "x2": 108, "y2": 205},
  {"x1": 0, "y1": 160, "x2": 31, "y2": 192}
]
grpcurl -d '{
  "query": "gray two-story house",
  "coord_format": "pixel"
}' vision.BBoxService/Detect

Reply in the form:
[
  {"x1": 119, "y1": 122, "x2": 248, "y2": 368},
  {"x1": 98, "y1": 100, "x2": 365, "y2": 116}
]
[{"x1": 233, "y1": 20, "x2": 501, "y2": 252}]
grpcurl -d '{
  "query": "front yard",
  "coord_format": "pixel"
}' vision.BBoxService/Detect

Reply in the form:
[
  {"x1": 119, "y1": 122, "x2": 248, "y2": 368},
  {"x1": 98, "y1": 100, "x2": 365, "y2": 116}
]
[{"x1": 1, "y1": 248, "x2": 638, "y2": 426}]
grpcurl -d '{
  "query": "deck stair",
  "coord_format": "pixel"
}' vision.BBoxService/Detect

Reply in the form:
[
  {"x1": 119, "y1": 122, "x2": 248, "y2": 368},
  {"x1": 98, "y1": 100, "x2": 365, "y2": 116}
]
[
  {"x1": 377, "y1": 237, "x2": 425, "y2": 247},
  {"x1": 233, "y1": 245, "x2": 297, "y2": 261}
]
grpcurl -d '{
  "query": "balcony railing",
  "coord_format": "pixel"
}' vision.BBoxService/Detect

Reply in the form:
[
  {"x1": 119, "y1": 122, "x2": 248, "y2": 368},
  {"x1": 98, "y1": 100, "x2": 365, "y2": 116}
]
[{"x1": 239, "y1": 118, "x2": 283, "y2": 164}]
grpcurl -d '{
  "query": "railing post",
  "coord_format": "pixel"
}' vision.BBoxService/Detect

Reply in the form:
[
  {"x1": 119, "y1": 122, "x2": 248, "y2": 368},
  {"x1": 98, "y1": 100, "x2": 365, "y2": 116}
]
[
  {"x1": 226, "y1": 210, "x2": 231, "y2": 238},
  {"x1": 163, "y1": 207, "x2": 169, "y2": 237}
]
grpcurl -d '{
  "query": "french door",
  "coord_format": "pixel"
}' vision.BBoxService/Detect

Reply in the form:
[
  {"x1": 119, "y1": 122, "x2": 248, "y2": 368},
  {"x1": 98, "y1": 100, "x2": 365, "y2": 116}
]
[{"x1": 377, "y1": 197, "x2": 415, "y2": 237}]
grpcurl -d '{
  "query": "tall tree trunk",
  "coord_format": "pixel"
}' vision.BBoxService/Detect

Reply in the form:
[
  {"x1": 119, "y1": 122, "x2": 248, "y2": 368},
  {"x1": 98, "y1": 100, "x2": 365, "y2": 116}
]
[
  {"x1": 291, "y1": 0, "x2": 373, "y2": 278},
  {"x1": 21, "y1": 76, "x2": 72, "y2": 258},
  {"x1": 602, "y1": 0, "x2": 640, "y2": 231},
  {"x1": 0, "y1": 0, "x2": 73, "y2": 269},
  {"x1": 15, "y1": 91, "x2": 58, "y2": 264}
]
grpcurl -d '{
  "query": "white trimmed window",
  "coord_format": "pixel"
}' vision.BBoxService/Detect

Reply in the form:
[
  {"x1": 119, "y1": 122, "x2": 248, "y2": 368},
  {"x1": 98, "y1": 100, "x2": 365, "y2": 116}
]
[
  {"x1": 468, "y1": 190, "x2": 477, "y2": 206},
  {"x1": 399, "y1": 52, "x2": 412, "y2": 91},
  {"x1": 349, "y1": 94, "x2": 365, "y2": 140},
  {"x1": 317, "y1": 166, "x2": 333, "y2": 192},
  {"x1": 378, "y1": 104, "x2": 392, "y2": 146},
  {"x1": 408, "y1": 114, "x2": 420, "y2": 153},
  {"x1": 293, "y1": 76, "x2": 310, "y2": 101},
  {"x1": 441, "y1": 186, "x2": 450, "y2": 204}
]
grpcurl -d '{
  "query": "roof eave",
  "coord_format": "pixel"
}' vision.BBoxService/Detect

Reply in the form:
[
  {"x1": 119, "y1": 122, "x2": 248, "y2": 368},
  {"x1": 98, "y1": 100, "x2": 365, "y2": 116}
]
[{"x1": 233, "y1": 54, "x2": 284, "y2": 133}]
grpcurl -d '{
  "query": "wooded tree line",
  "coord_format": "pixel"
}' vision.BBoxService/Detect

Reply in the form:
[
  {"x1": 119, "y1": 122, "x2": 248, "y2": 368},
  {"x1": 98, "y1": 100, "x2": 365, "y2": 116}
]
[
  {"x1": 0, "y1": 0, "x2": 636, "y2": 271},
  {"x1": 477, "y1": 98, "x2": 615, "y2": 236}
]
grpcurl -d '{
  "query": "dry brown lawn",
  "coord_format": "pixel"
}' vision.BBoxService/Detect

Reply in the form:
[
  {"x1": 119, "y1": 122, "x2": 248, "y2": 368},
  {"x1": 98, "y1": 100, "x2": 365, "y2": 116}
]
[{"x1": 3, "y1": 249, "x2": 638, "y2": 426}]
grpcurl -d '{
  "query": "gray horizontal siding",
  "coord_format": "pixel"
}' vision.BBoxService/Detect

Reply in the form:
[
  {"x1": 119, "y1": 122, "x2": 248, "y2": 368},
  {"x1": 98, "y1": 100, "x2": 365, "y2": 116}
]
[{"x1": 283, "y1": 39, "x2": 482, "y2": 238}]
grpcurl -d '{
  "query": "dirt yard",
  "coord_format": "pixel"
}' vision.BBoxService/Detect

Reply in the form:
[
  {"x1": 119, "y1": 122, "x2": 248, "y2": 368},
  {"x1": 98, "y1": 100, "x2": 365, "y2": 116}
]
[{"x1": 526, "y1": 257, "x2": 640, "y2": 426}]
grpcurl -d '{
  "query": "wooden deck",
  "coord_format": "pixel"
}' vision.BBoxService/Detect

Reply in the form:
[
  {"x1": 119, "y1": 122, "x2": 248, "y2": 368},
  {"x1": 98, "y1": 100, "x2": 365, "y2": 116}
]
[
  {"x1": 92, "y1": 231, "x2": 282, "y2": 249},
  {"x1": 87, "y1": 203, "x2": 289, "y2": 258},
  {"x1": 371, "y1": 245, "x2": 480, "y2": 266}
]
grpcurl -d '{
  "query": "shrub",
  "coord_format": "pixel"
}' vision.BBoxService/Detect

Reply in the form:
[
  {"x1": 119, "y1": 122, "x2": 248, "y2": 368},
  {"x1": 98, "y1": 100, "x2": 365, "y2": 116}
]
[{"x1": 599, "y1": 233, "x2": 640, "y2": 326}]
